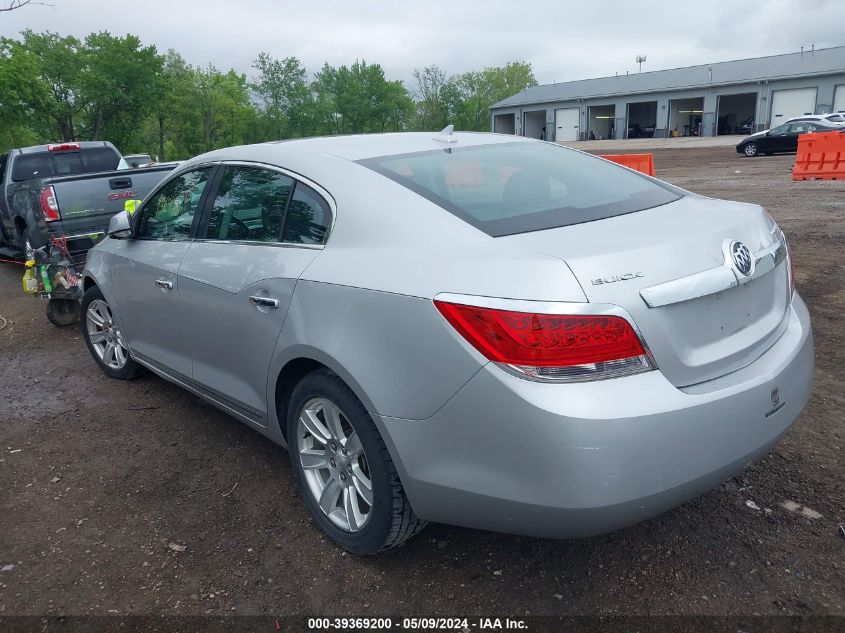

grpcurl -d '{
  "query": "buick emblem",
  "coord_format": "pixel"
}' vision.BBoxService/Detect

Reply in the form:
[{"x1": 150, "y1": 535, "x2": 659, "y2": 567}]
[
  {"x1": 729, "y1": 240, "x2": 753, "y2": 277},
  {"x1": 771, "y1": 388, "x2": 780, "y2": 405}
]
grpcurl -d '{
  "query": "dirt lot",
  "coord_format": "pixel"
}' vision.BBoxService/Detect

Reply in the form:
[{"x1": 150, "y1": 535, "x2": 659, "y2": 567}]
[{"x1": 1, "y1": 146, "x2": 843, "y2": 618}]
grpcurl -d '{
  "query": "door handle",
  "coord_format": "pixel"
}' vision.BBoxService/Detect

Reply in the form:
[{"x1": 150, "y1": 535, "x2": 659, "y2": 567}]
[
  {"x1": 109, "y1": 177, "x2": 133, "y2": 190},
  {"x1": 249, "y1": 295, "x2": 279, "y2": 308},
  {"x1": 155, "y1": 279, "x2": 174, "y2": 289}
]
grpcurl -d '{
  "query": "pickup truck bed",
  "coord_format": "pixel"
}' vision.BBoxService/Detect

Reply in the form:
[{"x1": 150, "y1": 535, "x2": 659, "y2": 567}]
[
  {"x1": 0, "y1": 142, "x2": 176, "y2": 261},
  {"x1": 31, "y1": 165, "x2": 175, "y2": 263}
]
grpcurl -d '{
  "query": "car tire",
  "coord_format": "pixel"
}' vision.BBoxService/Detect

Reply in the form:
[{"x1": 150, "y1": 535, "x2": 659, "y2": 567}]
[
  {"x1": 743, "y1": 142, "x2": 758, "y2": 157},
  {"x1": 80, "y1": 285, "x2": 144, "y2": 380},
  {"x1": 46, "y1": 298, "x2": 79, "y2": 327},
  {"x1": 287, "y1": 368, "x2": 427, "y2": 555}
]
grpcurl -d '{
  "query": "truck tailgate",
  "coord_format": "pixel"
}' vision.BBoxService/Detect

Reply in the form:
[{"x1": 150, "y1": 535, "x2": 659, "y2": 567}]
[{"x1": 51, "y1": 165, "x2": 175, "y2": 239}]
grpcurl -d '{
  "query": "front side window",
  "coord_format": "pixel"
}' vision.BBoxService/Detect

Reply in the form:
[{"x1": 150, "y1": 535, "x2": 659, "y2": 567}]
[
  {"x1": 204, "y1": 166, "x2": 293, "y2": 242},
  {"x1": 770, "y1": 123, "x2": 790, "y2": 135},
  {"x1": 282, "y1": 183, "x2": 331, "y2": 245},
  {"x1": 360, "y1": 142, "x2": 680, "y2": 237},
  {"x1": 136, "y1": 168, "x2": 211, "y2": 240}
]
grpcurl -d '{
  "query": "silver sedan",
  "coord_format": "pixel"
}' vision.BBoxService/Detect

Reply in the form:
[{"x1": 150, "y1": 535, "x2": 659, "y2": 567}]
[{"x1": 82, "y1": 131, "x2": 813, "y2": 554}]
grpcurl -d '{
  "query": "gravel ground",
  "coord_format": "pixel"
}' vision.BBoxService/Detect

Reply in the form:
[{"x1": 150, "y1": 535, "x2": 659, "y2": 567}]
[{"x1": 0, "y1": 146, "x2": 843, "y2": 618}]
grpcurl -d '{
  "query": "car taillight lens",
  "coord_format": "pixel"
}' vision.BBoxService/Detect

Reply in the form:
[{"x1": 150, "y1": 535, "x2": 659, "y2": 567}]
[
  {"x1": 764, "y1": 209, "x2": 794, "y2": 297},
  {"x1": 434, "y1": 300, "x2": 653, "y2": 382},
  {"x1": 47, "y1": 142, "x2": 81, "y2": 152},
  {"x1": 786, "y1": 236, "x2": 795, "y2": 296},
  {"x1": 40, "y1": 185, "x2": 60, "y2": 222}
]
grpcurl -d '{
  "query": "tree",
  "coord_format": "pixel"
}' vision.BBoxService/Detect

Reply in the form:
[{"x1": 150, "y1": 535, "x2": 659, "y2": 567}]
[
  {"x1": 440, "y1": 61, "x2": 538, "y2": 132},
  {"x1": 1, "y1": 1, "x2": 50, "y2": 12},
  {"x1": 313, "y1": 60, "x2": 413, "y2": 134},
  {"x1": 0, "y1": 40, "x2": 43, "y2": 147},
  {"x1": 251, "y1": 53, "x2": 312, "y2": 139},
  {"x1": 146, "y1": 50, "x2": 193, "y2": 161},
  {"x1": 2, "y1": 30, "x2": 82, "y2": 141},
  {"x1": 76, "y1": 32, "x2": 163, "y2": 150},
  {"x1": 412, "y1": 65, "x2": 449, "y2": 131},
  {"x1": 194, "y1": 65, "x2": 257, "y2": 150}
]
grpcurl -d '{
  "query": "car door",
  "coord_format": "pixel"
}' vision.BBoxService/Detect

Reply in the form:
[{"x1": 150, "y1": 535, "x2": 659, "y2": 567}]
[
  {"x1": 110, "y1": 166, "x2": 215, "y2": 380},
  {"x1": 176, "y1": 163, "x2": 332, "y2": 425},
  {"x1": 761, "y1": 123, "x2": 791, "y2": 152}
]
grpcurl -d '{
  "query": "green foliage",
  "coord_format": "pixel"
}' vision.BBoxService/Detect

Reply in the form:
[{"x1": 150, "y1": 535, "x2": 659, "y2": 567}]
[
  {"x1": 77, "y1": 32, "x2": 163, "y2": 149},
  {"x1": 313, "y1": 60, "x2": 413, "y2": 134},
  {"x1": 251, "y1": 53, "x2": 312, "y2": 139},
  {"x1": 0, "y1": 30, "x2": 538, "y2": 158}
]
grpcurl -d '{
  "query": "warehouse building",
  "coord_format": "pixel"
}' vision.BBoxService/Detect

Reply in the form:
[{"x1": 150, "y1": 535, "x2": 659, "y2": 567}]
[{"x1": 491, "y1": 46, "x2": 845, "y2": 141}]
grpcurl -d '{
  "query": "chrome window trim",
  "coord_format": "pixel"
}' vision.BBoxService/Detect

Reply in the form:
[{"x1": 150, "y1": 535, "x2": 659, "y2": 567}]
[
  {"x1": 640, "y1": 238, "x2": 786, "y2": 309},
  {"x1": 190, "y1": 238, "x2": 324, "y2": 250},
  {"x1": 432, "y1": 291, "x2": 658, "y2": 372}
]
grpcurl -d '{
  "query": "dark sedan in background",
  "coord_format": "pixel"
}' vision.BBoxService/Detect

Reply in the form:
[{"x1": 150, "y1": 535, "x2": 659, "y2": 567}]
[{"x1": 737, "y1": 120, "x2": 842, "y2": 157}]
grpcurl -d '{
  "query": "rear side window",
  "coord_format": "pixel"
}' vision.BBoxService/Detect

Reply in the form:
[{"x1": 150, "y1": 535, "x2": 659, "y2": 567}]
[
  {"x1": 204, "y1": 166, "x2": 293, "y2": 242},
  {"x1": 282, "y1": 183, "x2": 331, "y2": 245},
  {"x1": 11, "y1": 154, "x2": 53, "y2": 181},
  {"x1": 81, "y1": 147, "x2": 121, "y2": 172},
  {"x1": 360, "y1": 142, "x2": 681, "y2": 237},
  {"x1": 10, "y1": 146, "x2": 120, "y2": 182}
]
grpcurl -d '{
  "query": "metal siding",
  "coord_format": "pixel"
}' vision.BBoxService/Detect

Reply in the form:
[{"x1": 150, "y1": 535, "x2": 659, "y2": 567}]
[{"x1": 493, "y1": 47, "x2": 845, "y2": 109}]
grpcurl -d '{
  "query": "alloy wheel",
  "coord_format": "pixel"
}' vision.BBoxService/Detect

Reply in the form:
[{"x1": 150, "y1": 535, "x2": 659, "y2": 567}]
[
  {"x1": 296, "y1": 397, "x2": 373, "y2": 532},
  {"x1": 86, "y1": 299, "x2": 129, "y2": 370}
]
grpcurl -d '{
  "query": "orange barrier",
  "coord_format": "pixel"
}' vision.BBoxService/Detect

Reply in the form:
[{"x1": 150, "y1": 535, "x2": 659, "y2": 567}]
[
  {"x1": 598, "y1": 153, "x2": 655, "y2": 176},
  {"x1": 792, "y1": 131, "x2": 845, "y2": 181}
]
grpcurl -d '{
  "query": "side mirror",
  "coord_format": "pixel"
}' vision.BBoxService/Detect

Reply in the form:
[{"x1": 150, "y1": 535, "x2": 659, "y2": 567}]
[{"x1": 107, "y1": 211, "x2": 132, "y2": 239}]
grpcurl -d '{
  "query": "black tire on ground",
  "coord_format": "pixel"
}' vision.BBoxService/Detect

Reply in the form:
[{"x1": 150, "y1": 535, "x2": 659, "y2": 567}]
[
  {"x1": 743, "y1": 142, "x2": 759, "y2": 157},
  {"x1": 286, "y1": 368, "x2": 427, "y2": 555},
  {"x1": 80, "y1": 285, "x2": 144, "y2": 380},
  {"x1": 46, "y1": 298, "x2": 79, "y2": 327}
]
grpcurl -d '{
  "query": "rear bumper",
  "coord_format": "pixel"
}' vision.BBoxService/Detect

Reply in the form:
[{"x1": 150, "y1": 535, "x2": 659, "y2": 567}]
[{"x1": 378, "y1": 294, "x2": 814, "y2": 538}]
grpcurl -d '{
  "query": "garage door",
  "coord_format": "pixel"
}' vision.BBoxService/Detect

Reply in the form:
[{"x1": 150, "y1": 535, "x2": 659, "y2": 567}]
[
  {"x1": 834, "y1": 85, "x2": 845, "y2": 113},
  {"x1": 770, "y1": 88, "x2": 817, "y2": 126},
  {"x1": 555, "y1": 108, "x2": 580, "y2": 142}
]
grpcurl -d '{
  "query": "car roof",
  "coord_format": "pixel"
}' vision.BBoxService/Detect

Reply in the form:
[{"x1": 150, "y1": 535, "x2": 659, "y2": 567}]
[{"x1": 186, "y1": 131, "x2": 533, "y2": 166}]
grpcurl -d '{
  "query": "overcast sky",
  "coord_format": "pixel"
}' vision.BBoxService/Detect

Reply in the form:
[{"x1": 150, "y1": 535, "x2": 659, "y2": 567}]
[{"x1": 2, "y1": 0, "x2": 842, "y2": 88}]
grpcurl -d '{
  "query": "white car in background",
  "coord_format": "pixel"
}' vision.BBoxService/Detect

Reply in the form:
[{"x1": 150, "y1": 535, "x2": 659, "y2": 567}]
[{"x1": 784, "y1": 113, "x2": 845, "y2": 126}]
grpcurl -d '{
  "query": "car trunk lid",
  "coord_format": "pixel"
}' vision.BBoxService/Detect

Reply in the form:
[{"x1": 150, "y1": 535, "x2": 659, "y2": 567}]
[{"x1": 498, "y1": 195, "x2": 792, "y2": 387}]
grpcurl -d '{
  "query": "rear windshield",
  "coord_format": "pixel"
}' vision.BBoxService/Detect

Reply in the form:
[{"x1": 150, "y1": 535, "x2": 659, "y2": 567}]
[
  {"x1": 360, "y1": 142, "x2": 681, "y2": 236},
  {"x1": 11, "y1": 147, "x2": 121, "y2": 182}
]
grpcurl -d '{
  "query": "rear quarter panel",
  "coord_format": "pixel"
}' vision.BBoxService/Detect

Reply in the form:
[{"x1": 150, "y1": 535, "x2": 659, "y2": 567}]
[{"x1": 267, "y1": 280, "x2": 486, "y2": 428}]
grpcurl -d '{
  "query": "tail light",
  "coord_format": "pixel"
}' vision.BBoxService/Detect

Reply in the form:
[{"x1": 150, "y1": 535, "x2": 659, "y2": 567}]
[
  {"x1": 764, "y1": 209, "x2": 795, "y2": 296},
  {"x1": 434, "y1": 299, "x2": 654, "y2": 382},
  {"x1": 40, "y1": 185, "x2": 60, "y2": 222},
  {"x1": 786, "y1": 235, "x2": 795, "y2": 296}
]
